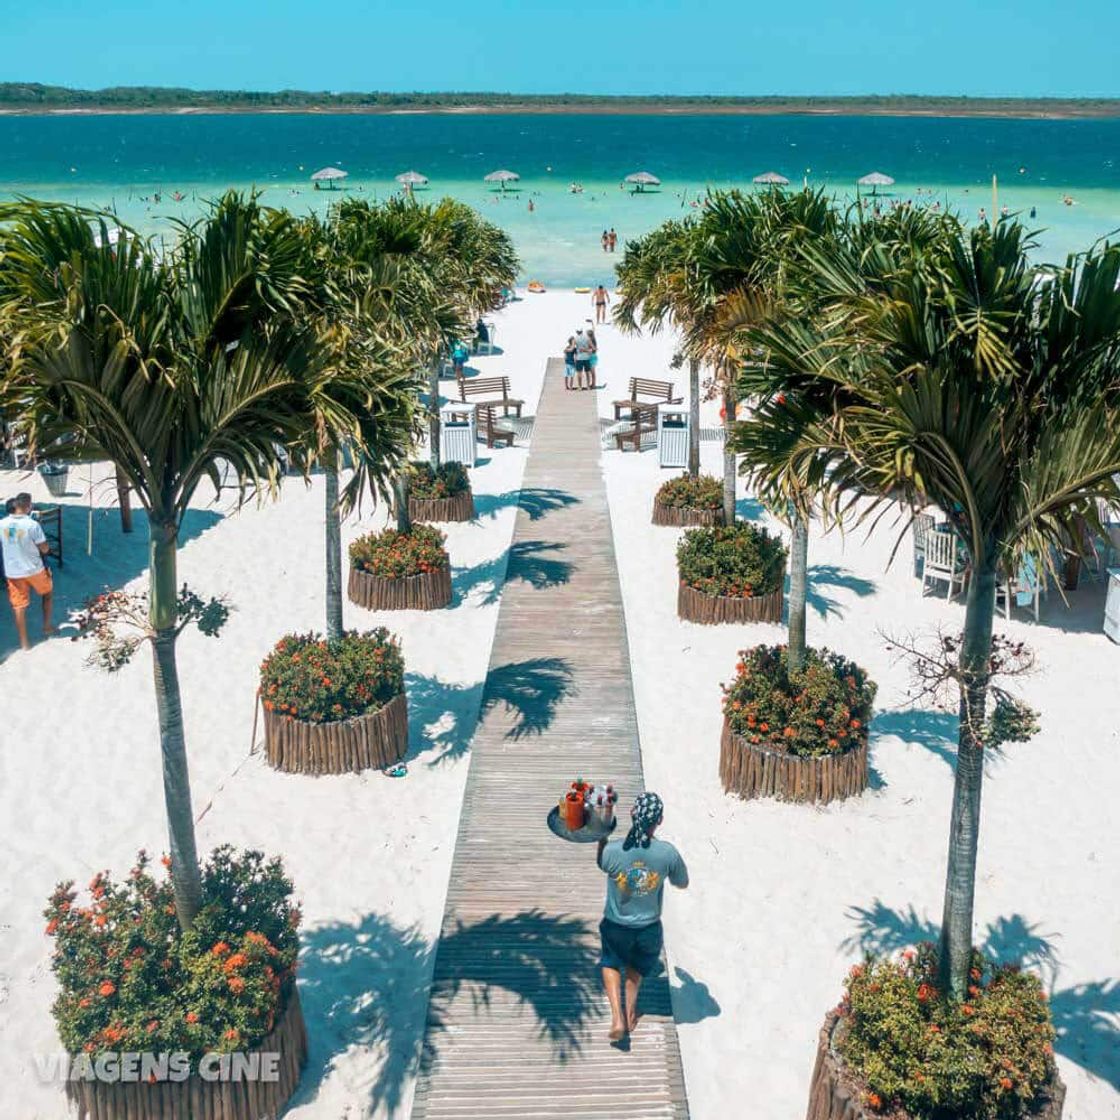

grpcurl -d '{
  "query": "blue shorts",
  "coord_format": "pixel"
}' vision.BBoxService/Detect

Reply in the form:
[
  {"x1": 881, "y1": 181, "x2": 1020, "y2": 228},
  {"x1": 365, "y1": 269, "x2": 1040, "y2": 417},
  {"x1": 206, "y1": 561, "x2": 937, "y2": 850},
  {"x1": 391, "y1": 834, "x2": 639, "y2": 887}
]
[{"x1": 599, "y1": 918, "x2": 663, "y2": 977}]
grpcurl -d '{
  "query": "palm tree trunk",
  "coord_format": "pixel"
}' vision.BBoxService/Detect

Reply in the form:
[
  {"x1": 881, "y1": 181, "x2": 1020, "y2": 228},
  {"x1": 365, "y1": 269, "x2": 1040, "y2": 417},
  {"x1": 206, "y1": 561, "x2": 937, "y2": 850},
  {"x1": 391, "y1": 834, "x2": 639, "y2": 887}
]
[
  {"x1": 429, "y1": 361, "x2": 441, "y2": 468},
  {"x1": 324, "y1": 463, "x2": 343, "y2": 640},
  {"x1": 938, "y1": 560, "x2": 997, "y2": 998},
  {"x1": 721, "y1": 384, "x2": 737, "y2": 525},
  {"x1": 149, "y1": 519, "x2": 203, "y2": 930},
  {"x1": 115, "y1": 467, "x2": 133, "y2": 533},
  {"x1": 788, "y1": 509, "x2": 809, "y2": 672},
  {"x1": 394, "y1": 473, "x2": 412, "y2": 534},
  {"x1": 688, "y1": 359, "x2": 700, "y2": 478}
]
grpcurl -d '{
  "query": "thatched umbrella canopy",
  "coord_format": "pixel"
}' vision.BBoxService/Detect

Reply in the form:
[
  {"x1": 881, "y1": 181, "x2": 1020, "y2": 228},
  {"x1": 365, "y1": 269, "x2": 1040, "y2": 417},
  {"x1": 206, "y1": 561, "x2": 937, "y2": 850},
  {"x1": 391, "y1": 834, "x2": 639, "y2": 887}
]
[
  {"x1": 395, "y1": 170, "x2": 429, "y2": 188},
  {"x1": 624, "y1": 171, "x2": 661, "y2": 192},
  {"x1": 857, "y1": 171, "x2": 895, "y2": 196},
  {"x1": 752, "y1": 171, "x2": 790, "y2": 186},
  {"x1": 311, "y1": 167, "x2": 349, "y2": 190},
  {"x1": 484, "y1": 169, "x2": 520, "y2": 191}
]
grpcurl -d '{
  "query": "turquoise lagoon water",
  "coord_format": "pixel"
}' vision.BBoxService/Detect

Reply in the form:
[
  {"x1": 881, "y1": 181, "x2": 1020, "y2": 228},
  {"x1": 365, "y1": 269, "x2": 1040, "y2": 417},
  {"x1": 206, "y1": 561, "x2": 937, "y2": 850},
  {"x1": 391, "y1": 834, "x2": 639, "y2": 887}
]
[{"x1": 1, "y1": 112, "x2": 1119, "y2": 285}]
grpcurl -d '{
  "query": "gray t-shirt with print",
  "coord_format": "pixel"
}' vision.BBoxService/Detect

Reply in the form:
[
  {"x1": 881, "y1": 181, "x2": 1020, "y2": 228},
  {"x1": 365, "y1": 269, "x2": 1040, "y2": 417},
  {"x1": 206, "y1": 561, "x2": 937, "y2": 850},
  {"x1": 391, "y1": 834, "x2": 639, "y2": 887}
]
[{"x1": 600, "y1": 837, "x2": 688, "y2": 928}]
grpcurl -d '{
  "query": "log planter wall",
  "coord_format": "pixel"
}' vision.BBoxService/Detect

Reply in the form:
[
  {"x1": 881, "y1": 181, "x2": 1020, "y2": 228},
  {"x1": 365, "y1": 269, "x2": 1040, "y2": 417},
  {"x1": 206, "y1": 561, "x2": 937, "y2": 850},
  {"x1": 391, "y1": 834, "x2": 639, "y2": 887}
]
[
  {"x1": 65, "y1": 987, "x2": 308, "y2": 1120},
  {"x1": 651, "y1": 497, "x2": 723, "y2": 527},
  {"x1": 409, "y1": 489, "x2": 475, "y2": 524},
  {"x1": 720, "y1": 718, "x2": 867, "y2": 804},
  {"x1": 678, "y1": 581, "x2": 784, "y2": 625},
  {"x1": 806, "y1": 1008, "x2": 1066, "y2": 1120},
  {"x1": 264, "y1": 692, "x2": 408, "y2": 775},
  {"x1": 348, "y1": 565, "x2": 452, "y2": 611}
]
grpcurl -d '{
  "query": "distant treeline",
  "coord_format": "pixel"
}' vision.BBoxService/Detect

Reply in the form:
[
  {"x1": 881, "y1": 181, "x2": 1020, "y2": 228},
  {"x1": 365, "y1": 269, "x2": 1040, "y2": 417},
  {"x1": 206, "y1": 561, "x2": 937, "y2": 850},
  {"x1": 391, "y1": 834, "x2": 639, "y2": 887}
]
[{"x1": 3, "y1": 84, "x2": 1120, "y2": 117}]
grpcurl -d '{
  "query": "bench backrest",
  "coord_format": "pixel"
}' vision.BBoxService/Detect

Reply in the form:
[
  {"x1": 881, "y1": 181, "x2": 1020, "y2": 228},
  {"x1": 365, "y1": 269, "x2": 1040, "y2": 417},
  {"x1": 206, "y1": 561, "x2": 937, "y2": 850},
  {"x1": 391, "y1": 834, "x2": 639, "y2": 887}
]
[
  {"x1": 459, "y1": 375, "x2": 512, "y2": 400},
  {"x1": 626, "y1": 377, "x2": 675, "y2": 402}
]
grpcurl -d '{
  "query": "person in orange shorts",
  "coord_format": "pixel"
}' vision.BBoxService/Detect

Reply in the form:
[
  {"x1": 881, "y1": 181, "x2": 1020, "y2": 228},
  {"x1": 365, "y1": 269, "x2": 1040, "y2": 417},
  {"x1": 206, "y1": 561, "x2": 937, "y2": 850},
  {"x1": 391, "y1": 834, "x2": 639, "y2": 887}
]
[{"x1": 1, "y1": 492, "x2": 54, "y2": 650}]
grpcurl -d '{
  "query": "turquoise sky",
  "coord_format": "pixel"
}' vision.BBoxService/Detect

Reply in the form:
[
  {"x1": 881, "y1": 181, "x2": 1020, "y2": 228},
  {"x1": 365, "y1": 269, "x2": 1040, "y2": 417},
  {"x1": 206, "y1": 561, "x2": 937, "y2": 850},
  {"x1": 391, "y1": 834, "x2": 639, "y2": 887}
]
[{"x1": 5, "y1": 0, "x2": 1120, "y2": 97}]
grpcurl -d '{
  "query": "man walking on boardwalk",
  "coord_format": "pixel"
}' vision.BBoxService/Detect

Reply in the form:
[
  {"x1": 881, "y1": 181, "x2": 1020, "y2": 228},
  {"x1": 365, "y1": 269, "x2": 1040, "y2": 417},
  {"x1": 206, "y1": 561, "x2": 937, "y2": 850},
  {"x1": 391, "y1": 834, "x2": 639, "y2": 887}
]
[{"x1": 596, "y1": 792, "x2": 688, "y2": 1041}]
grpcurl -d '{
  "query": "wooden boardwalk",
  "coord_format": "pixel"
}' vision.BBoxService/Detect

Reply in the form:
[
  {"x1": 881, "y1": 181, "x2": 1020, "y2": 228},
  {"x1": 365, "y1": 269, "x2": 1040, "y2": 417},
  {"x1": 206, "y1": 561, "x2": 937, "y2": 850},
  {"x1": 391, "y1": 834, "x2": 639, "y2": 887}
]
[{"x1": 411, "y1": 360, "x2": 690, "y2": 1119}]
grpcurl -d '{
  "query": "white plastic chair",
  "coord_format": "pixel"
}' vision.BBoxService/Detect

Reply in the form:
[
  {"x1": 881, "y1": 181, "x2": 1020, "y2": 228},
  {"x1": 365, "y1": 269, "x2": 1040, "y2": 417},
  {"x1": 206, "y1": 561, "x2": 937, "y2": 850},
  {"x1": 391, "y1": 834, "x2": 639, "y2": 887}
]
[
  {"x1": 922, "y1": 529, "x2": 966, "y2": 600},
  {"x1": 911, "y1": 512, "x2": 936, "y2": 579}
]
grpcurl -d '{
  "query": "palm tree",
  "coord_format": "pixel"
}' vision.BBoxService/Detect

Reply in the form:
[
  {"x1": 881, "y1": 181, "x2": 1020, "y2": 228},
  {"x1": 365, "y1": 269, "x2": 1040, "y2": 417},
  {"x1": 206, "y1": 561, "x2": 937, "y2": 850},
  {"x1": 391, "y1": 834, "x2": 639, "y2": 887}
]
[
  {"x1": 614, "y1": 220, "x2": 706, "y2": 479},
  {"x1": 736, "y1": 215, "x2": 1120, "y2": 997},
  {"x1": 292, "y1": 201, "x2": 440, "y2": 637},
  {"x1": 0, "y1": 195, "x2": 375, "y2": 928},
  {"x1": 412, "y1": 199, "x2": 518, "y2": 469}
]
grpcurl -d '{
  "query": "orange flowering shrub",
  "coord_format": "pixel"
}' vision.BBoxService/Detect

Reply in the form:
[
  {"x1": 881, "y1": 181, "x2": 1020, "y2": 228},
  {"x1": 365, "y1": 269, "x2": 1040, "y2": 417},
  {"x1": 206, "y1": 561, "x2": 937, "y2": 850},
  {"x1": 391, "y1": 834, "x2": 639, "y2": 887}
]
[
  {"x1": 837, "y1": 945, "x2": 1056, "y2": 1118},
  {"x1": 43, "y1": 847, "x2": 300, "y2": 1058},
  {"x1": 259, "y1": 629, "x2": 404, "y2": 723},
  {"x1": 676, "y1": 522, "x2": 786, "y2": 598},
  {"x1": 656, "y1": 473, "x2": 722, "y2": 512},
  {"x1": 722, "y1": 645, "x2": 875, "y2": 758},
  {"x1": 408, "y1": 460, "x2": 470, "y2": 500},
  {"x1": 349, "y1": 524, "x2": 449, "y2": 580}
]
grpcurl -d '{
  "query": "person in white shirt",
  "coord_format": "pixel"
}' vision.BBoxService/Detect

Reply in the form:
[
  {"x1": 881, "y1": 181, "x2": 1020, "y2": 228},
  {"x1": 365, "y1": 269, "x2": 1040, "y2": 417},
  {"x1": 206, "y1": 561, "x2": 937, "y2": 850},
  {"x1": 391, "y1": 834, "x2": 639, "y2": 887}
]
[{"x1": 1, "y1": 492, "x2": 54, "y2": 650}]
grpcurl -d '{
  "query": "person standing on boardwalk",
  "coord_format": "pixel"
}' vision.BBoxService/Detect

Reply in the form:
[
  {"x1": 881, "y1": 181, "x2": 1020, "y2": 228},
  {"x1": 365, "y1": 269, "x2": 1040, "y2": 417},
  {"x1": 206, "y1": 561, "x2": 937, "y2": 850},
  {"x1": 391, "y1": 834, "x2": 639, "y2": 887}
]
[
  {"x1": 593, "y1": 284, "x2": 610, "y2": 324},
  {"x1": 596, "y1": 792, "x2": 688, "y2": 1041},
  {"x1": 1, "y1": 492, "x2": 54, "y2": 650}
]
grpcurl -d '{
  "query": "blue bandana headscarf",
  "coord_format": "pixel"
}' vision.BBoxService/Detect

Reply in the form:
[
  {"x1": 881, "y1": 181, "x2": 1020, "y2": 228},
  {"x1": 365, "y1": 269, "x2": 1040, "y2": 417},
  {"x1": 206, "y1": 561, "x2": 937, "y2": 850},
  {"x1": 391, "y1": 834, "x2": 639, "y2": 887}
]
[{"x1": 623, "y1": 791, "x2": 664, "y2": 850}]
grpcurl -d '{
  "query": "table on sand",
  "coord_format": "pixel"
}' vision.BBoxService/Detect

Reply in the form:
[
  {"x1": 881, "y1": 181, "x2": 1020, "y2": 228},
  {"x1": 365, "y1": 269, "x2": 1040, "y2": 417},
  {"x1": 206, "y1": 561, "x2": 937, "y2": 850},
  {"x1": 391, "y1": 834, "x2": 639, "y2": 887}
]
[{"x1": 411, "y1": 358, "x2": 690, "y2": 1119}]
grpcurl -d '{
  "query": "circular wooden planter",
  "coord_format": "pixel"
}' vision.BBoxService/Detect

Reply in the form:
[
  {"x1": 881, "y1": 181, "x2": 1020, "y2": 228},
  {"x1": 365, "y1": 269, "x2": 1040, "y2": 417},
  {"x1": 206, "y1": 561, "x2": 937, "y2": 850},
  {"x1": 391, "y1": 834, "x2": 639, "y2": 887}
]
[
  {"x1": 806, "y1": 1008, "x2": 1065, "y2": 1120},
  {"x1": 651, "y1": 497, "x2": 723, "y2": 527},
  {"x1": 64, "y1": 986, "x2": 308, "y2": 1120},
  {"x1": 264, "y1": 692, "x2": 408, "y2": 774},
  {"x1": 677, "y1": 580, "x2": 784, "y2": 624},
  {"x1": 409, "y1": 489, "x2": 475, "y2": 523},
  {"x1": 348, "y1": 563, "x2": 452, "y2": 611},
  {"x1": 720, "y1": 718, "x2": 867, "y2": 804}
]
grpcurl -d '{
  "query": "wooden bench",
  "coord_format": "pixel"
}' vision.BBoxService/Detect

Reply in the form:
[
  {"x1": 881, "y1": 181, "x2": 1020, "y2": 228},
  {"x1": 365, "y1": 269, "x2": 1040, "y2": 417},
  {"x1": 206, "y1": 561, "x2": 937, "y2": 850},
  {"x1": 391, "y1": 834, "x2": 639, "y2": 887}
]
[
  {"x1": 458, "y1": 374, "x2": 524, "y2": 417},
  {"x1": 475, "y1": 405, "x2": 515, "y2": 448},
  {"x1": 612, "y1": 377, "x2": 680, "y2": 420},
  {"x1": 613, "y1": 405, "x2": 660, "y2": 452}
]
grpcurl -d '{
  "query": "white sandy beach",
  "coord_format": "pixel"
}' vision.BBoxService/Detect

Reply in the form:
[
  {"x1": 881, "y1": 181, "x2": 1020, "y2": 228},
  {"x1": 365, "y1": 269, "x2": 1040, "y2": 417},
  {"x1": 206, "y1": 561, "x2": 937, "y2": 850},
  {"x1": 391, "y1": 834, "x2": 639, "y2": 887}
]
[{"x1": 0, "y1": 290, "x2": 1117, "y2": 1119}]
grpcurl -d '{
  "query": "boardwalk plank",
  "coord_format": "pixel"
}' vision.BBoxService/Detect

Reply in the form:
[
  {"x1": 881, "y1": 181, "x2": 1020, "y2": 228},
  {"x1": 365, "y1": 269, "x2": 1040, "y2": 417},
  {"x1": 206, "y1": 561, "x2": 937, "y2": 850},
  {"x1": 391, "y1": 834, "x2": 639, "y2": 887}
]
[{"x1": 411, "y1": 359, "x2": 689, "y2": 1119}]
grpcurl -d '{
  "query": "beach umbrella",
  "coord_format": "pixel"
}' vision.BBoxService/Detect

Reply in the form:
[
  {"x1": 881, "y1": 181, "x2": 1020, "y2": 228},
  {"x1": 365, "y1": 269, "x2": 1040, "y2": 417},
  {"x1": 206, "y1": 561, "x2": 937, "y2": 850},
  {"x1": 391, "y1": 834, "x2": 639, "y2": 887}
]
[
  {"x1": 752, "y1": 171, "x2": 790, "y2": 186},
  {"x1": 395, "y1": 170, "x2": 429, "y2": 188},
  {"x1": 624, "y1": 171, "x2": 661, "y2": 192},
  {"x1": 857, "y1": 171, "x2": 895, "y2": 196},
  {"x1": 311, "y1": 167, "x2": 348, "y2": 189},
  {"x1": 484, "y1": 169, "x2": 520, "y2": 191}
]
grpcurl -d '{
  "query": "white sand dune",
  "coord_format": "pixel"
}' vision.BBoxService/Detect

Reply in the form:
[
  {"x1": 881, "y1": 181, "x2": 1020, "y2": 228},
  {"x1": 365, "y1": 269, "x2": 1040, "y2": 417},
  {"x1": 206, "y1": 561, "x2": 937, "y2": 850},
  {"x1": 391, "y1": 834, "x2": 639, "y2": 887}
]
[{"x1": 0, "y1": 290, "x2": 1117, "y2": 1118}]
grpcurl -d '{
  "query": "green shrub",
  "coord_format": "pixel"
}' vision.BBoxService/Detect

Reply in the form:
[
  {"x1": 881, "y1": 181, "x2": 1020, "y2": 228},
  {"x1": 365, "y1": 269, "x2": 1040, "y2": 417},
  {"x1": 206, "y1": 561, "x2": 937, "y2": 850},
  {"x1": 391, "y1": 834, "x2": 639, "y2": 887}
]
[
  {"x1": 349, "y1": 523, "x2": 449, "y2": 579},
  {"x1": 656, "y1": 473, "x2": 722, "y2": 511},
  {"x1": 260, "y1": 629, "x2": 404, "y2": 723},
  {"x1": 676, "y1": 522, "x2": 786, "y2": 598},
  {"x1": 722, "y1": 644, "x2": 875, "y2": 758},
  {"x1": 409, "y1": 460, "x2": 470, "y2": 500},
  {"x1": 836, "y1": 944, "x2": 1057, "y2": 1118},
  {"x1": 44, "y1": 848, "x2": 300, "y2": 1058}
]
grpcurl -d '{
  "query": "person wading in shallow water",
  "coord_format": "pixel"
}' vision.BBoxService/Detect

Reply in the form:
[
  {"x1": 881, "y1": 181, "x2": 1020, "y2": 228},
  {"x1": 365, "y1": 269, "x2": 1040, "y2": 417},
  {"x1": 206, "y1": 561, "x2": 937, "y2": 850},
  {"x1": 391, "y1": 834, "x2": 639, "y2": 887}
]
[{"x1": 595, "y1": 792, "x2": 688, "y2": 1042}]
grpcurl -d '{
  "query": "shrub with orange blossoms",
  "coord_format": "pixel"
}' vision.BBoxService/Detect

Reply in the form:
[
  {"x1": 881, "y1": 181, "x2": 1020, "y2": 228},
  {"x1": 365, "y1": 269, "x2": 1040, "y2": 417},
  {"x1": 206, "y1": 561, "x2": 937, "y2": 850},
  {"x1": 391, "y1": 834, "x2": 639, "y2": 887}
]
[
  {"x1": 350, "y1": 523, "x2": 449, "y2": 580},
  {"x1": 722, "y1": 645, "x2": 876, "y2": 759},
  {"x1": 259, "y1": 628, "x2": 404, "y2": 724},
  {"x1": 43, "y1": 847, "x2": 299, "y2": 1059},
  {"x1": 836, "y1": 943, "x2": 1056, "y2": 1118}
]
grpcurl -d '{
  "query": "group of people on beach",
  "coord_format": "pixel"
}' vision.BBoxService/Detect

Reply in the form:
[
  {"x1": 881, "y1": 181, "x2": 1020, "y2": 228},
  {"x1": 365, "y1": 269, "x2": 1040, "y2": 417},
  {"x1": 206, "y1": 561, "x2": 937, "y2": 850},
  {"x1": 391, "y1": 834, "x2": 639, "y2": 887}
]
[{"x1": 563, "y1": 324, "x2": 598, "y2": 390}]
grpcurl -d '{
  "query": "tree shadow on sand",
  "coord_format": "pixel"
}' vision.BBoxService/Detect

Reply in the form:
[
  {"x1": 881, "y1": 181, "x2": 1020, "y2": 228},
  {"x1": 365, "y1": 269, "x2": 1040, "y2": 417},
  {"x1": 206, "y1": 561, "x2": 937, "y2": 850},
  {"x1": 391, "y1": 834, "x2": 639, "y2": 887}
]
[
  {"x1": 803, "y1": 563, "x2": 878, "y2": 620},
  {"x1": 453, "y1": 540, "x2": 573, "y2": 607},
  {"x1": 873, "y1": 709, "x2": 1008, "y2": 776},
  {"x1": 0, "y1": 502, "x2": 223, "y2": 661},
  {"x1": 841, "y1": 900, "x2": 1120, "y2": 1089},
  {"x1": 472, "y1": 487, "x2": 581, "y2": 523},
  {"x1": 407, "y1": 657, "x2": 576, "y2": 766},
  {"x1": 295, "y1": 910, "x2": 600, "y2": 1117}
]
